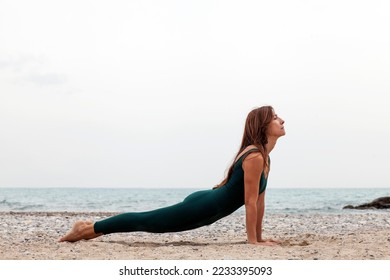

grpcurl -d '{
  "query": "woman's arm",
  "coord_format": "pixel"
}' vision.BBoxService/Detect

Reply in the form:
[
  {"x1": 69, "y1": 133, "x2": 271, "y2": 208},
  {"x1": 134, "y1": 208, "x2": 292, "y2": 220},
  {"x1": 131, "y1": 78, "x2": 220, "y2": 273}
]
[
  {"x1": 256, "y1": 191, "x2": 265, "y2": 242},
  {"x1": 256, "y1": 191, "x2": 281, "y2": 245},
  {"x1": 243, "y1": 153, "x2": 263, "y2": 244},
  {"x1": 243, "y1": 156, "x2": 277, "y2": 246}
]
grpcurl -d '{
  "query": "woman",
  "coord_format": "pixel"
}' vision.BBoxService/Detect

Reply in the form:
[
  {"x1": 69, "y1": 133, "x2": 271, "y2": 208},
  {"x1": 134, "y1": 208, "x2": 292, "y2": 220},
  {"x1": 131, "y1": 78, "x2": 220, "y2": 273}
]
[{"x1": 59, "y1": 105, "x2": 285, "y2": 245}]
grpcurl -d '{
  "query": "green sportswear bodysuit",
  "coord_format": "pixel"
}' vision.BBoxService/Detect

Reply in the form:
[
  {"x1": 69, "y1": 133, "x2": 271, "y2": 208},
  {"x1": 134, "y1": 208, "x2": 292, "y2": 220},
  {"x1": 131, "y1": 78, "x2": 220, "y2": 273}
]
[{"x1": 93, "y1": 148, "x2": 268, "y2": 234}]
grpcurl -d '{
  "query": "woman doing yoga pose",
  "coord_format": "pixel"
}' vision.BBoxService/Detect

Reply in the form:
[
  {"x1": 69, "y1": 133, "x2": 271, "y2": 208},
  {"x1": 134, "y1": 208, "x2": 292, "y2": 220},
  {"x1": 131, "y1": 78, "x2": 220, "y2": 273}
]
[{"x1": 59, "y1": 105, "x2": 285, "y2": 245}]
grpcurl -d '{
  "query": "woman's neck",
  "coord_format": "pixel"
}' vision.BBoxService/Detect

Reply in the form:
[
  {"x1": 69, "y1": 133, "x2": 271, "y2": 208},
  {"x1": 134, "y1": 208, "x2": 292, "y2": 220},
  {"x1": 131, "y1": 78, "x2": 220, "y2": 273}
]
[{"x1": 265, "y1": 136, "x2": 278, "y2": 154}]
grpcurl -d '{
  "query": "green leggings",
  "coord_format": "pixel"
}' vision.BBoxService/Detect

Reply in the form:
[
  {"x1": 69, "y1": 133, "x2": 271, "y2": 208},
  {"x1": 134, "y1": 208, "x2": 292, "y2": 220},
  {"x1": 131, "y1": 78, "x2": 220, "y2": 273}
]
[{"x1": 94, "y1": 189, "x2": 237, "y2": 234}]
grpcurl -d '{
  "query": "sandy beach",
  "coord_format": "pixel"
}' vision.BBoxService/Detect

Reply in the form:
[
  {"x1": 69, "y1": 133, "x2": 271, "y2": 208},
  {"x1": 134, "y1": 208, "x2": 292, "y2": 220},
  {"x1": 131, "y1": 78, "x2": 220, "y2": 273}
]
[{"x1": 1, "y1": 211, "x2": 390, "y2": 260}]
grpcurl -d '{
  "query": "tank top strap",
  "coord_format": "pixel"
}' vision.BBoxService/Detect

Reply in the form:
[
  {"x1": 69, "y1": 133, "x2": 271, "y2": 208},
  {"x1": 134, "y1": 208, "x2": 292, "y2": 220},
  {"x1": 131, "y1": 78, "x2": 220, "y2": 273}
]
[{"x1": 235, "y1": 148, "x2": 260, "y2": 164}]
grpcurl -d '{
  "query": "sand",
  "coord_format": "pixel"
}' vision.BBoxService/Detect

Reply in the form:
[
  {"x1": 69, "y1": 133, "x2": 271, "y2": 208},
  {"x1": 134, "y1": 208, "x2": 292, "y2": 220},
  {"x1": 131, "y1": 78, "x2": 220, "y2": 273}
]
[{"x1": 1, "y1": 211, "x2": 390, "y2": 260}]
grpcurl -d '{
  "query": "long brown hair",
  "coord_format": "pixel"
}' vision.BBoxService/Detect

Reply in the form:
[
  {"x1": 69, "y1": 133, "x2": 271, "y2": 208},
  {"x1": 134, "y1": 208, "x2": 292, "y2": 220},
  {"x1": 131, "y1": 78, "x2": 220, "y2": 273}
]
[{"x1": 213, "y1": 106, "x2": 274, "y2": 189}]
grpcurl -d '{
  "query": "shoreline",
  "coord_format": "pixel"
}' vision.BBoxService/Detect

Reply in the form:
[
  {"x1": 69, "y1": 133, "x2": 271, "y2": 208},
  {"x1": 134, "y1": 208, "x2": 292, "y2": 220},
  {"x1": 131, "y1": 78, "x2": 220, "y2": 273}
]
[{"x1": 1, "y1": 211, "x2": 390, "y2": 260}]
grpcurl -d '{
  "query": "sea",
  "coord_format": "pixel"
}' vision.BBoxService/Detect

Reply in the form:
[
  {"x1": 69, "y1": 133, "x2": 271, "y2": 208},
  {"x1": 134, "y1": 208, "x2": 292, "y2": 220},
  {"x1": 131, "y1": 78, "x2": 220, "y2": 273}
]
[{"x1": 1, "y1": 188, "x2": 390, "y2": 214}]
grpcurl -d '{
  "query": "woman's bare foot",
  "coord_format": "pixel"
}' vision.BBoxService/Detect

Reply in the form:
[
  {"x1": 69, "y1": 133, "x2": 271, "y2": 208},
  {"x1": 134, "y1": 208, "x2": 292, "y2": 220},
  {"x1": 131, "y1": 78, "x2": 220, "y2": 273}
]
[{"x1": 58, "y1": 220, "x2": 103, "y2": 242}]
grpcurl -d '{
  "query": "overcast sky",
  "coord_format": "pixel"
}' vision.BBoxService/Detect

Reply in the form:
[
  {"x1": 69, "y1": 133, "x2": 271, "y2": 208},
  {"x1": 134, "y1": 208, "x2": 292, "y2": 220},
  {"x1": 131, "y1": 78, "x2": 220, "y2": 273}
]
[{"x1": 1, "y1": 0, "x2": 389, "y2": 188}]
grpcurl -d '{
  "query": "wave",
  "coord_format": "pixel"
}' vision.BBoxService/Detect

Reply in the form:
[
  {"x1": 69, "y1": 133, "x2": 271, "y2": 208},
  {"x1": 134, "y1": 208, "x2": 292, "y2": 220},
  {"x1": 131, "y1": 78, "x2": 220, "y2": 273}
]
[
  {"x1": 0, "y1": 199, "x2": 17, "y2": 207},
  {"x1": 0, "y1": 198, "x2": 45, "y2": 211}
]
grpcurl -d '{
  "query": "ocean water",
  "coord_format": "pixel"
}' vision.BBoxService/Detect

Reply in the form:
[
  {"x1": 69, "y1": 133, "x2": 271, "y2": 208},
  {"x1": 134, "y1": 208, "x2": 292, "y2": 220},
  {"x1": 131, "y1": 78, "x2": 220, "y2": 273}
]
[{"x1": 1, "y1": 188, "x2": 390, "y2": 214}]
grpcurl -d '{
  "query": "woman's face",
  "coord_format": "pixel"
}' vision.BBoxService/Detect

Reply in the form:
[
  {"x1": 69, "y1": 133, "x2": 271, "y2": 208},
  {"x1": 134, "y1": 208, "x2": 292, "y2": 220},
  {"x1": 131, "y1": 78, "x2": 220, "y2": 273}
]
[{"x1": 267, "y1": 112, "x2": 285, "y2": 138}]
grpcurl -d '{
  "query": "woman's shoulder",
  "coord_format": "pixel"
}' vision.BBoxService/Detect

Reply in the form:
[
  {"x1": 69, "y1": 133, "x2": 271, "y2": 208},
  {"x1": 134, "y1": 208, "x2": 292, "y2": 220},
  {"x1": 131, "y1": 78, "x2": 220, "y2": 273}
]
[
  {"x1": 241, "y1": 145, "x2": 264, "y2": 165},
  {"x1": 244, "y1": 151, "x2": 263, "y2": 163},
  {"x1": 245, "y1": 151, "x2": 263, "y2": 160},
  {"x1": 238, "y1": 145, "x2": 263, "y2": 163},
  {"x1": 242, "y1": 145, "x2": 262, "y2": 158}
]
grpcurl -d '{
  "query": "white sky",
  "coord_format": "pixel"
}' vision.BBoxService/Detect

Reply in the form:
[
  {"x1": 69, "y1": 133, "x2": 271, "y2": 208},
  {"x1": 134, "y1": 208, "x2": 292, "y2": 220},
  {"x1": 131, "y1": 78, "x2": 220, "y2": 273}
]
[{"x1": 1, "y1": 0, "x2": 389, "y2": 188}]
